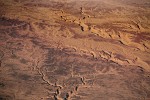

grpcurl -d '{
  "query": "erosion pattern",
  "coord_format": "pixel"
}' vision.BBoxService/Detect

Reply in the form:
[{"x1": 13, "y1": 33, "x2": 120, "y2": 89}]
[{"x1": 0, "y1": 0, "x2": 150, "y2": 100}]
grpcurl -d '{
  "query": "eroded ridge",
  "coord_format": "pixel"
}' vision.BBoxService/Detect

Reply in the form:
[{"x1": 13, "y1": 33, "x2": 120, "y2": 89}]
[{"x1": 0, "y1": 28, "x2": 150, "y2": 99}]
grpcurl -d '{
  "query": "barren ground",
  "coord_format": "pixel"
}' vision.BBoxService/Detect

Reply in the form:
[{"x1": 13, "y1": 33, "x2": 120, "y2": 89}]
[{"x1": 0, "y1": 0, "x2": 150, "y2": 100}]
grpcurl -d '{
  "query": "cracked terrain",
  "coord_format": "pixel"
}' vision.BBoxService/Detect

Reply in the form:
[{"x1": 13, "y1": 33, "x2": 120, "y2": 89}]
[{"x1": 0, "y1": 0, "x2": 150, "y2": 100}]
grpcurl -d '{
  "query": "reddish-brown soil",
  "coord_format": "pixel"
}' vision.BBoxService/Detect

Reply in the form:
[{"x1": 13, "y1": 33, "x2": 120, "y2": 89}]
[{"x1": 0, "y1": 0, "x2": 150, "y2": 100}]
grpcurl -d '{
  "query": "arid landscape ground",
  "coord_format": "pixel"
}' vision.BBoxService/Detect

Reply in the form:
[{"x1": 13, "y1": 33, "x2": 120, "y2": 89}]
[{"x1": 0, "y1": 0, "x2": 150, "y2": 100}]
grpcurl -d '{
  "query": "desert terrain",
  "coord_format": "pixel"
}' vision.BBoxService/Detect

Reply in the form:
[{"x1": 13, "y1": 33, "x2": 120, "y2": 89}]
[{"x1": 0, "y1": 0, "x2": 150, "y2": 100}]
